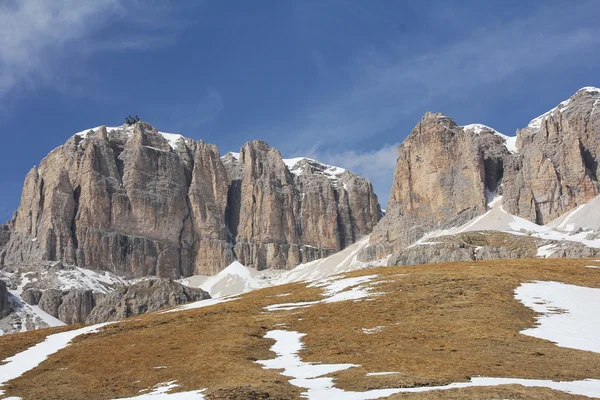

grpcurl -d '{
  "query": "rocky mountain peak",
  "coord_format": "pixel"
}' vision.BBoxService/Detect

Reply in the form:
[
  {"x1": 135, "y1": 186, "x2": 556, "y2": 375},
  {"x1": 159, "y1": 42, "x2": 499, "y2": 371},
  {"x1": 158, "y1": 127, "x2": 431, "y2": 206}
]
[
  {"x1": 4, "y1": 122, "x2": 381, "y2": 278},
  {"x1": 364, "y1": 112, "x2": 511, "y2": 259},
  {"x1": 362, "y1": 86, "x2": 600, "y2": 262},
  {"x1": 504, "y1": 86, "x2": 600, "y2": 224}
]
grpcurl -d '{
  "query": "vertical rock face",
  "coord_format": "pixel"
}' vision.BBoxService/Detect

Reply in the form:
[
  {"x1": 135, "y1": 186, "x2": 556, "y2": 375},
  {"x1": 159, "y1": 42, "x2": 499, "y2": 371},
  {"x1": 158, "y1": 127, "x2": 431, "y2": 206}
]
[
  {"x1": 365, "y1": 113, "x2": 510, "y2": 258},
  {"x1": 6, "y1": 124, "x2": 381, "y2": 276},
  {"x1": 35, "y1": 288, "x2": 103, "y2": 324},
  {"x1": 0, "y1": 280, "x2": 10, "y2": 319},
  {"x1": 503, "y1": 87, "x2": 600, "y2": 224},
  {"x1": 57, "y1": 290, "x2": 98, "y2": 325},
  {"x1": 187, "y1": 141, "x2": 233, "y2": 275},
  {"x1": 226, "y1": 141, "x2": 381, "y2": 269},
  {"x1": 230, "y1": 141, "x2": 301, "y2": 269}
]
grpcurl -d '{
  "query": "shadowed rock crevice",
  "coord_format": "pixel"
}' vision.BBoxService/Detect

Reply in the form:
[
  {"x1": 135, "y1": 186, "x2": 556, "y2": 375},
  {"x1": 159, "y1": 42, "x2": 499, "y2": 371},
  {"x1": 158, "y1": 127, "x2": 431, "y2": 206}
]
[{"x1": 484, "y1": 158, "x2": 504, "y2": 193}]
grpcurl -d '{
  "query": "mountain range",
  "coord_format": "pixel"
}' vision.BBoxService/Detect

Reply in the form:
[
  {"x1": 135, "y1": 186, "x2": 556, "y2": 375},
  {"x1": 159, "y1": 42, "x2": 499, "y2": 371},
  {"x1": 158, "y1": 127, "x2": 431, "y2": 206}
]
[{"x1": 1, "y1": 86, "x2": 600, "y2": 333}]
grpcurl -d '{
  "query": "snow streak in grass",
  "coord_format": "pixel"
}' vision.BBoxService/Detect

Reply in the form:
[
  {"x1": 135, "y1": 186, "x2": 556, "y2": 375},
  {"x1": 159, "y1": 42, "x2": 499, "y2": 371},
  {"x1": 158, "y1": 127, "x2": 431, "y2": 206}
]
[
  {"x1": 258, "y1": 330, "x2": 600, "y2": 399},
  {"x1": 114, "y1": 381, "x2": 205, "y2": 399},
  {"x1": 0, "y1": 323, "x2": 112, "y2": 392},
  {"x1": 515, "y1": 281, "x2": 600, "y2": 353},
  {"x1": 162, "y1": 296, "x2": 239, "y2": 313},
  {"x1": 266, "y1": 275, "x2": 380, "y2": 312}
]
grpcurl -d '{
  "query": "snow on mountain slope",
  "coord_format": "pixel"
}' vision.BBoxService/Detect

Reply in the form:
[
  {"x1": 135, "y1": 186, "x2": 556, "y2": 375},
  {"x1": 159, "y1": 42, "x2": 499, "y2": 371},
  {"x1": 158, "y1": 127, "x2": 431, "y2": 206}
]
[
  {"x1": 277, "y1": 236, "x2": 376, "y2": 284},
  {"x1": 0, "y1": 265, "x2": 147, "y2": 335},
  {"x1": 224, "y1": 151, "x2": 240, "y2": 160},
  {"x1": 55, "y1": 266, "x2": 131, "y2": 294},
  {"x1": 0, "y1": 293, "x2": 65, "y2": 335},
  {"x1": 462, "y1": 123, "x2": 517, "y2": 153},
  {"x1": 180, "y1": 237, "x2": 384, "y2": 299},
  {"x1": 181, "y1": 261, "x2": 265, "y2": 298},
  {"x1": 412, "y1": 194, "x2": 600, "y2": 250},
  {"x1": 74, "y1": 124, "x2": 185, "y2": 149},
  {"x1": 546, "y1": 194, "x2": 600, "y2": 232},
  {"x1": 527, "y1": 86, "x2": 600, "y2": 130},
  {"x1": 221, "y1": 152, "x2": 349, "y2": 183},
  {"x1": 283, "y1": 157, "x2": 347, "y2": 179}
]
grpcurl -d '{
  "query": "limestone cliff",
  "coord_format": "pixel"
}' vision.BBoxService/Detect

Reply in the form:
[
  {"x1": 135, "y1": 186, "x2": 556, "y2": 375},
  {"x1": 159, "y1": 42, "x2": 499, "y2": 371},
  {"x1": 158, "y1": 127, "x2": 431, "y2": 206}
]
[
  {"x1": 364, "y1": 87, "x2": 600, "y2": 261},
  {"x1": 503, "y1": 87, "x2": 600, "y2": 223},
  {"x1": 5, "y1": 123, "x2": 381, "y2": 277},
  {"x1": 364, "y1": 113, "x2": 509, "y2": 259},
  {"x1": 226, "y1": 142, "x2": 380, "y2": 269}
]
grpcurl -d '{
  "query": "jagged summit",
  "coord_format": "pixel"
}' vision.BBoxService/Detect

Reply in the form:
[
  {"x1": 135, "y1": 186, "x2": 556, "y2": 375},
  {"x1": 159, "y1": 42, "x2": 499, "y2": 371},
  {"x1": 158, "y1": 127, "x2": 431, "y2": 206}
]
[
  {"x1": 363, "y1": 86, "x2": 600, "y2": 262},
  {"x1": 527, "y1": 86, "x2": 600, "y2": 130},
  {"x1": 4, "y1": 122, "x2": 381, "y2": 279},
  {"x1": 461, "y1": 123, "x2": 517, "y2": 153},
  {"x1": 73, "y1": 122, "x2": 187, "y2": 149}
]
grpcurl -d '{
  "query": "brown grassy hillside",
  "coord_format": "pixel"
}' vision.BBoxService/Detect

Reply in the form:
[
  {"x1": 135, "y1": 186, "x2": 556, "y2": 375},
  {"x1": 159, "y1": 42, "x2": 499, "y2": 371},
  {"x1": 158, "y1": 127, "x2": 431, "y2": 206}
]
[{"x1": 2, "y1": 258, "x2": 600, "y2": 399}]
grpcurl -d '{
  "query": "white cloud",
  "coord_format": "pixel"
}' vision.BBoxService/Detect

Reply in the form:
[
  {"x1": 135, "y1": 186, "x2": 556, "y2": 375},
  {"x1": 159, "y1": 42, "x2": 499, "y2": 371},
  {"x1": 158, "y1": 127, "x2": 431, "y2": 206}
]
[
  {"x1": 0, "y1": 0, "x2": 125, "y2": 98},
  {"x1": 0, "y1": 0, "x2": 185, "y2": 104}
]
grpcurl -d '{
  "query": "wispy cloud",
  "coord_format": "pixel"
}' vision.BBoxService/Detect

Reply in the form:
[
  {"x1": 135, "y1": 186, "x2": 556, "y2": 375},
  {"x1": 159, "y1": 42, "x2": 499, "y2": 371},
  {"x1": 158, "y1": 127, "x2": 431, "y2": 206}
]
[
  {"x1": 0, "y1": 0, "x2": 185, "y2": 105},
  {"x1": 0, "y1": 1, "x2": 121, "y2": 98},
  {"x1": 277, "y1": 1, "x2": 600, "y2": 148},
  {"x1": 270, "y1": 1, "x2": 600, "y2": 204}
]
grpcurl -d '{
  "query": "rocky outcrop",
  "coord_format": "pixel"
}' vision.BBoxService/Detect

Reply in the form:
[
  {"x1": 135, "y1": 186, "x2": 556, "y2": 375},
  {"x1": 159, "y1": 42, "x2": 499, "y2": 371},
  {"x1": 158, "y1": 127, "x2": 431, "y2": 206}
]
[
  {"x1": 21, "y1": 288, "x2": 42, "y2": 305},
  {"x1": 38, "y1": 289, "x2": 63, "y2": 318},
  {"x1": 363, "y1": 88, "x2": 600, "y2": 262},
  {"x1": 58, "y1": 290, "x2": 100, "y2": 325},
  {"x1": 386, "y1": 231, "x2": 600, "y2": 266},
  {"x1": 226, "y1": 143, "x2": 381, "y2": 269},
  {"x1": 0, "y1": 224, "x2": 10, "y2": 249},
  {"x1": 0, "y1": 280, "x2": 10, "y2": 319},
  {"x1": 86, "y1": 279, "x2": 210, "y2": 324},
  {"x1": 364, "y1": 113, "x2": 509, "y2": 259},
  {"x1": 503, "y1": 87, "x2": 600, "y2": 224},
  {"x1": 37, "y1": 288, "x2": 101, "y2": 324},
  {"x1": 5, "y1": 123, "x2": 380, "y2": 277}
]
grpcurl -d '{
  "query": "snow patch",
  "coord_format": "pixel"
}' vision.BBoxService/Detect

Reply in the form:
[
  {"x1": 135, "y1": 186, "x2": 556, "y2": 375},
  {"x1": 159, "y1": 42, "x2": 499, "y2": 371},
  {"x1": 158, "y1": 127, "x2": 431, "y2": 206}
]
[
  {"x1": 420, "y1": 195, "x2": 600, "y2": 250},
  {"x1": 361, "y1": 326, "x2": 385, "y2": 335},
  {"x1": 57, "y1": 267, "x2": 129, "y2": 294},
  {"x1": 515, "y1": 281, "x2": 600, "y2": 353},
  {"x1": 0, "y1": 323, "x2": 112, "y2": 391},
  {"x1": 114, "y1": 381, "x2": 206, "y2": 399},
  {"x1": 162, "y1": 296, "x2": 239, "y2": 313},
  {"x1": 279, "y1": 236, "x2": 372, "y2": 284},
  {"x1": 528, "y1": 98, "x2": 572, "y2": 130},
  {"x1": 536, "y1": 244, "x2": 556, "y2": 258},
  {"x1": 222, "y1": 151, "x2": 240, "y2": 160},
  {"x1": 73, "y1": 125, "x2": 184, "y2": 149},
  {"x1": 198, "y1": 261, "x2": 263, "y2": 298},
  {"x1": 266, "y1": 275, "x2": 381, "y2": 312},
  {"x1": 366, "y1": 372, "x2": 400, "y2": 376},
  {"x1": 283, "y1": 157, "x2": 346, "y2": 181},
  {"x1": 258, "y1": 330, "x2": 600, "y2": 399},
  {"x1": 462, "y1": 124, "x2": 517, "y2": 153}
]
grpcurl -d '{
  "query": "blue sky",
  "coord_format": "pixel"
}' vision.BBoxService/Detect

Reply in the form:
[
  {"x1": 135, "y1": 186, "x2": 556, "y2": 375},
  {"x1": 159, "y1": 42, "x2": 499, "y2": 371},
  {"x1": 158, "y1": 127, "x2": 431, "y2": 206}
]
[{"x1": 1, "y1": 0, "x2": 599, "y2": 221}]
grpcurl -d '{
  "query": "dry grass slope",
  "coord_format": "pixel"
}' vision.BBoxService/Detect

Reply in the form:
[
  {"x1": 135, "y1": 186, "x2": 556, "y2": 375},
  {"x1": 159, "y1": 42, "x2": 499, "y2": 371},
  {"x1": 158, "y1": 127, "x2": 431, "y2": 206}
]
[{"x1": 2, "y1": 258, "x2": 600, "y2": 399}]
